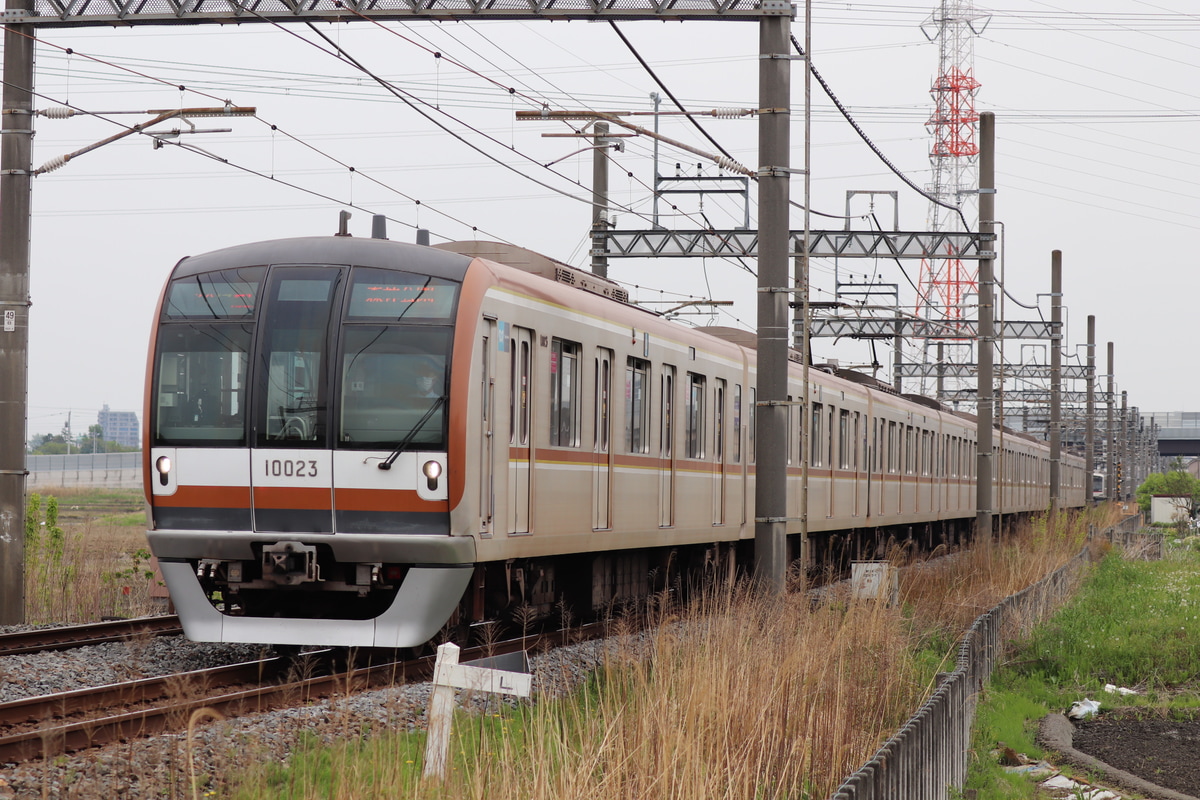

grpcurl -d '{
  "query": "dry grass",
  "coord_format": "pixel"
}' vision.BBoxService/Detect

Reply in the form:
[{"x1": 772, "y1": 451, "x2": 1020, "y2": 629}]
[
  {"x1": 22, "y1": 488, "x2": 160, "y2": 624},
  {"x1": 218, "y1": 507, "x2": 1111, "y2": 800}
]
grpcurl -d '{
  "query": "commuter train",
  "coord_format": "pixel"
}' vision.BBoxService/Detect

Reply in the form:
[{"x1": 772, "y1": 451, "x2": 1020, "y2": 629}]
[{"x1": 144, "y1": 234, "x2": 1086, "y2": 648}]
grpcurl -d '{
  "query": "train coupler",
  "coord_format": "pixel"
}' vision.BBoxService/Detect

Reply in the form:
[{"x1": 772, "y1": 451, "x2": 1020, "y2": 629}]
[{"x1": 261, "y1": 541, "x2": 322, "y2": 586}]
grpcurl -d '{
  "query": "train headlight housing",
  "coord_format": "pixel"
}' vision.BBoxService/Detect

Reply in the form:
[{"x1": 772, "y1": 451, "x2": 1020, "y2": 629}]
[
  {"x1": 422, "y1": 459, "x2": 442, "y2": 491},
  {"x1": 155, "y1": 455, "x2": 172, "y2": 486}
]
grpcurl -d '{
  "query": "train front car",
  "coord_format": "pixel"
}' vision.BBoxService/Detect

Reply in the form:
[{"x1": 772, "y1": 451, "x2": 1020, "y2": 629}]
[{"x1": 144, "y1": 237, "x2": 477, "y2": 648}]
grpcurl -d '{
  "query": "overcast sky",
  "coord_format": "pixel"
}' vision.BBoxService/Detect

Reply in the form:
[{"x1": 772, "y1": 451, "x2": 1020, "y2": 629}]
[{"x1": 12, "y1": 0, "x2": 1196, "y2": 440}]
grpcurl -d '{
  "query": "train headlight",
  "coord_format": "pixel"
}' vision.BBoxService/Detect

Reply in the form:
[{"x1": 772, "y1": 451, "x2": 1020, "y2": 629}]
[
  {"x1": 155, "y1": 455, "x2": 172, "y2": 486},
  {"x1": 422, "y1": 459, "x2": 443, "y2": 491}
]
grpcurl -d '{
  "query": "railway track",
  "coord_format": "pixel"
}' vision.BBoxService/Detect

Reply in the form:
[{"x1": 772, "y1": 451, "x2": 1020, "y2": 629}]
[
  {"x1": 0, "y1": 615, "x2": 183, "y2": 657},
  {"x1": 0, "y1": 624, "x2": 599, "y2": 763}
]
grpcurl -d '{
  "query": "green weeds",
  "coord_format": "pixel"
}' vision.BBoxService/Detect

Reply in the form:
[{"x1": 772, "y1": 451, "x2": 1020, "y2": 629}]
[{"x1": 967, "y1": 541, "x2": 1200, "y2": 799}]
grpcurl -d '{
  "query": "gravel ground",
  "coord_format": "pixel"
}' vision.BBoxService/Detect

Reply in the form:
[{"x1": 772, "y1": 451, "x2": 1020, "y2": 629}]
[{"x1": 0, "y1": 624, "x2": 611, "y2": 799}]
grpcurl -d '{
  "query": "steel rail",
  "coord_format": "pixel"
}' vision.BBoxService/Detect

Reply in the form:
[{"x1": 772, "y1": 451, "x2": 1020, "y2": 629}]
[
  {"x1": 0, "y1": 622, "x2": 606, "y2": 762},
  {"x1": 0, "y1": 615, "x2": 183, "y2": 657}
]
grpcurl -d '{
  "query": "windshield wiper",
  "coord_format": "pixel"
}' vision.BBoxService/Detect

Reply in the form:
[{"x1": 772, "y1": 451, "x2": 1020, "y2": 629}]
[{"x1": 378, "y1": 395, "x2": 446, "y2": 470}]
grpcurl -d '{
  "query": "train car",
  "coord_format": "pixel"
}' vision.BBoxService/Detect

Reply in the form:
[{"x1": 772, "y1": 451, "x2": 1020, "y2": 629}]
[{"x1": 144, "y1": 234, "x2": 1085, "y2": 648}]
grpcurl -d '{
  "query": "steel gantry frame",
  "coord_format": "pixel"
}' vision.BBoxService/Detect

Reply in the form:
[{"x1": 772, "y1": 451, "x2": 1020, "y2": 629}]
[{"x1": 1, "y1": 0, "x2": 778, "y2": 25}]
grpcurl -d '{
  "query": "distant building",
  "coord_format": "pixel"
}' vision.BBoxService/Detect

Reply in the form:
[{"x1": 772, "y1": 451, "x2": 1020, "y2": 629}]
[{"x1": 97, "y1": 404, "x2": 140, "y2": 449}]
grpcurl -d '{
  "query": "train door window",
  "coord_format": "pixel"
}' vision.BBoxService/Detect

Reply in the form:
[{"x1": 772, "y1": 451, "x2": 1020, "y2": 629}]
[
  {"x1": 510, "y1": 332, "x2": 532, "y2": 447},
  {"x1": 686, "y1": 373, "x2": 706, "y2": 459},
  {"x1": 905, "y1": 426, "x2": 914, "y2": 474},
  {"x1": 594, "y1": 349, "x2": 612, "y2": 452},
  {"x1": 827, "y1": 405, "x2": 835, "y2": 469},
  {"x1": 749, "y1": 387, "x2": 756, "y2": 463},
  {"x1": 661, "y1": 366, "x2": 675, "y2": 457},
  {"x1": 255, "y1": 267, "x2": 343, "y2": 448},
  {"x1": 550, "y1": 338, "x2": 581, "y2": 447},
  {"x1": 733, "y1": 384, "x2": 742, "y2": 463},
  {"x1": 625, "y1": 357, "x2": 650, "y2": 454},
  {"x1": 714, "y1": 379, "x2": 726, "y2": 462},
  {"x1": 854, "y1": 412, "x2": 861, "y2": 470},
  {"x1": 811, "y1": 403, "x2": 823, "y2": 467},
  {"x1": 786, "y1": 395, "x2": 794, "y2": 465},
  {"x1": 881, "y1": 419, "x2": 889, "y2": 472},
  {"x1": 839, "y1": 409, "x2": 851, "y2": 469}
]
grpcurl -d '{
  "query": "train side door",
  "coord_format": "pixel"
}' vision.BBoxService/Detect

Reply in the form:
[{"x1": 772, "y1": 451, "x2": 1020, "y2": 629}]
[
  {"x1": 507, "y1": 326, "x2": 533, "y2": 535},
  {"x1": 659, "y1": 365, "x2": 676, "y2": 527},
  {"x1": 593, "y1": 348, "x2": 613, "y2": 530},
  {"x1": 479, "y1": 323, "x2": 495, "y2": 537}
]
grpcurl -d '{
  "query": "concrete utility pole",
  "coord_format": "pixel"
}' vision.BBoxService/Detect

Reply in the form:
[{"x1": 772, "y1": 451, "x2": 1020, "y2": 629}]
[
  {"x1": 0, "y1": 0, "x2": 34, "y2": 625},
  {"x1": 1085, "y1": 315, "x2": 1095, "y2": 499},
  {"x1": 975, "y1": 111, "x2": 995, "y2": 538},
  {"x1": 1120, "y1": 390, "x2": 1129, "y2": 501},
  {"x1": 591, "y1": 121, "x2": 610, "y2": 279},
  {"x1": 1106, "y1": 342, "x2": 1115, "y2": 501},
  {"x1": 753, "y1": 10, "x2": 792, "y2": 593},
  {"x1": 1049, "y1": 251, "x2": 1062, "y2": 517}
]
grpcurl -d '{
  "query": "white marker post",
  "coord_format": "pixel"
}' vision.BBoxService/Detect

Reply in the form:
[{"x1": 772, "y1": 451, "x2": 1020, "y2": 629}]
[{"x1": 423, "y1": 642, "x2": 533, "y2": 781}]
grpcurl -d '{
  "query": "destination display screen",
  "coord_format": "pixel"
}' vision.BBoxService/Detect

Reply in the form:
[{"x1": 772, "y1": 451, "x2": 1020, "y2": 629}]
[
  {"x1": 163, "y1": 267, "x2": 265, "y2": 319},
  {"x1": 346, "y1": 267, "x2": 459, "y2": 321}
]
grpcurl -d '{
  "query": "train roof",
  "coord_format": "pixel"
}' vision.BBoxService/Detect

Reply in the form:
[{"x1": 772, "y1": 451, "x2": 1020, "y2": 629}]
[
  {"x1": 434, "y1": 240, "x2": 630, "y2": 304},
  {"x1": 170, "y1": 236, "x2": 474, "y2": 282}
]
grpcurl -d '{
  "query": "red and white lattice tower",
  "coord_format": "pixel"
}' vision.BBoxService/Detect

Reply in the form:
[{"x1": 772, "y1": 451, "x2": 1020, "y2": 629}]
[{"x1": 915, "y1": 1, "x2": 990, "y2": 327}]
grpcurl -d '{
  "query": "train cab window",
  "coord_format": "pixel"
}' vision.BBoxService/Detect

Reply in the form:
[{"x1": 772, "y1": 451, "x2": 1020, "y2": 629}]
[
  {"x1": 338, "y1": 326, "x2": 450, "y2": 449},
  {"x1": 625, "y1": 357, "x2": 650, "y2": 454},
  {"x1": 550, "y1": 338, "x2": 581, "y2": 447},
  {"x1": 686, "y1": 373, "x2": 706, "y2": 458}
]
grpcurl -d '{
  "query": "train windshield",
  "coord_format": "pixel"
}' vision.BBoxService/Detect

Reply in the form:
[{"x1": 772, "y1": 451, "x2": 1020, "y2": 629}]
[
  {"x1": 339, "y1": 327, "x2": 452, "y2": 449},
  {"x1": 153, "y1": 262, "x2": 459, "y2": 451},
  {"x1": 154, "y1": 324, "x2": 254, "y2": 445},
  {"x1": 255, "y1": 267, "x2": 342, "y2": 448}
]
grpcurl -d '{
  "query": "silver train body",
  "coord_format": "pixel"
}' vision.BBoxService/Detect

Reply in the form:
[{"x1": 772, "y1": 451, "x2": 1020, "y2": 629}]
[{"x1": 143, "y1": 236, "x2": 1086, "y2": 648}]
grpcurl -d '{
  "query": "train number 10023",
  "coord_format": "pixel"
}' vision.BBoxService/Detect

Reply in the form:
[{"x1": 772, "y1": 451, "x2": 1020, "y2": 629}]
[{"x1": 264, "y1": 459, "x2": 319, "y2": 478}]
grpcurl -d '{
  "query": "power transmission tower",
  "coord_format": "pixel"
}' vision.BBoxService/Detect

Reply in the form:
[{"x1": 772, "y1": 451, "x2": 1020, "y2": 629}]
[{"x1": 913, "y1": 0, "x2": 990, "y2": 394}]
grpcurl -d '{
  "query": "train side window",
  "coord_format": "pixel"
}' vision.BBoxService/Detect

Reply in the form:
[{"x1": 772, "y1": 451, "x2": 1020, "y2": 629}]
[
  {"x1": 686, "y1": 373, "x2": 706, "y2": 459},
  {"x1": 811, "y1": 403, "x2": 823, "y2": 467},
  {"x1": 625, "y1": 357, "x2": 650, "y2": 454},
  {"x1": 733, "y1": 384, "x2": 742, "y2": 463},
  {"x1": 550, "y1": 338, "x2": 581, "y2": 447}
]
